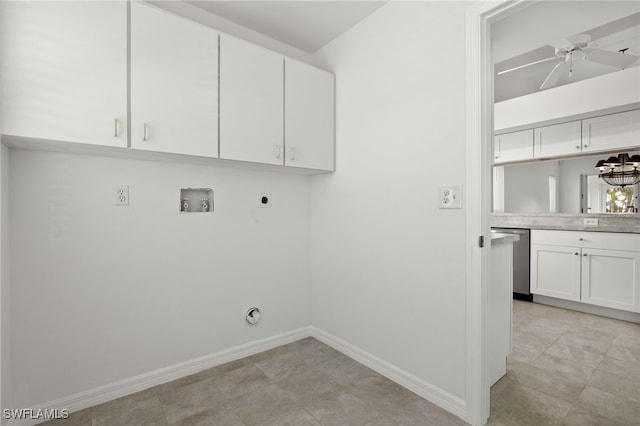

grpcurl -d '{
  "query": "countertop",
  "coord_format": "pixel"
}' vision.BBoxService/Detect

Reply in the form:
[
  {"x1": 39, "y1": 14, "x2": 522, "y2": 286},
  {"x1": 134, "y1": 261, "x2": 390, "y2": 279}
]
[
  {"x1": 491, "y1": 213, "x2": 640, "y2": 234},
  {"x1": 490, "y1": 232, "x2": 520, "y2": 246}
]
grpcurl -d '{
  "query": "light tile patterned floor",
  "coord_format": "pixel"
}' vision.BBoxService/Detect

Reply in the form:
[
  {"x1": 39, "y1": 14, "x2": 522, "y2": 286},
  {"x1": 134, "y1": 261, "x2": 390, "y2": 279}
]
[
  {"x1": 41, "y1": 338, "x2": 466, "y2": 426},
  {"x1": 41, "y1": 301, "x2": 640, "y2": 425},
  {"x1": 488, "y1": 300, "x2": 640, "y2": 426}
]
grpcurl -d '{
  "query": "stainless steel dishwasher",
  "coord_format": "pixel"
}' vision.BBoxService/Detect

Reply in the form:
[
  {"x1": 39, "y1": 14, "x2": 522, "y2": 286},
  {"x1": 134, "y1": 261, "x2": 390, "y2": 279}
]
[{"x1": 491, "y1": 228, "x2": 531, "y2": 301}]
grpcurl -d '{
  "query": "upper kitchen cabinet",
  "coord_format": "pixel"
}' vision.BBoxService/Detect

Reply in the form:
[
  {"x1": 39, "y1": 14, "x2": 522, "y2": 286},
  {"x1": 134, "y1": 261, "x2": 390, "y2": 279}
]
[
  {"x1": 0, "y1": 1, "x2": 127, "y2": 147},
  {"x1": 284, "y1": 59, "x2": 335, "y2": 171},
  {"x1": 494, "y1": 129, "x2": 533, "y2": 164},
  {"x1": 130, "y1": 2, "x2": 219, "y2": 158},
  {"x1": 219, "y1": 34, "x2": 284, "y2": 165},
  {"x1": 533, "y1": 121, "x2": 581, "y2": 159},
  {"x1": 582, "y1": 109, "x2": 640, "y2": 155}
]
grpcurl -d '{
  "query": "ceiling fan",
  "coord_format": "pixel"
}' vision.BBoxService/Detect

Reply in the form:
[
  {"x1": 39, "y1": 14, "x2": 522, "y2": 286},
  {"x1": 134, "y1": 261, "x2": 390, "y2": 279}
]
[{"x1": 497, "y1": 33, "x2": 640, "y2": 90}]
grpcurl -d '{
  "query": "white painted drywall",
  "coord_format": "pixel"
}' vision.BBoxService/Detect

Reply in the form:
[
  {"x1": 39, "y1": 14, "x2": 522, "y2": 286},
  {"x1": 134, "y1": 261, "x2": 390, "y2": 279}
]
[
  {"x1": 311, "y1": 1, "x2": 469, "y2": 401},
  {"x1": 9, "y1": 149, "x2": 311, "y2": 407},
  {"x1": 503, "y1": 161, "x2": 560, "y2": 214},
  {"x1": 0, "y1": 144, "x2": 10, "y2": 425}
]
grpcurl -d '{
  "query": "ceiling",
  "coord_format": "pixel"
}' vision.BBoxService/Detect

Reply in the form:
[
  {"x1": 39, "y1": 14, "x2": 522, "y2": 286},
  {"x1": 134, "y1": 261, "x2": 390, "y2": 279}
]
[
  {"x1": 494, "y1": 9, "x2": 640, "y2": 102},
  {"x1": 187, "y1": 1, "x2": 388, "y2": 53}
]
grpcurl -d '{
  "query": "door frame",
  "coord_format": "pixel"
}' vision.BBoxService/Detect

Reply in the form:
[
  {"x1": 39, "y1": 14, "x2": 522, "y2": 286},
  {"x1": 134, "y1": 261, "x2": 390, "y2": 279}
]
[{"x1": 464, "y1": 1, "x2": 532, "y2": 424}]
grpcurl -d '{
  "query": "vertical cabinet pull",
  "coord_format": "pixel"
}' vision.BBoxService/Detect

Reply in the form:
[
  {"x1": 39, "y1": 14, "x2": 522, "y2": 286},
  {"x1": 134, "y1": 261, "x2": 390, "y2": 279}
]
[
  {"x1": 275, "y1": 145, "x2": 281, "y2": 159},
  {"x1": 142, "y1": 123, "x2": 149, "y2": 141},
  {"x1": 113, "y1": 118, "x2": 119, "y2": 138},
  {"x1": 290, "y1": 147, "x2": 296, "y2": 161}
]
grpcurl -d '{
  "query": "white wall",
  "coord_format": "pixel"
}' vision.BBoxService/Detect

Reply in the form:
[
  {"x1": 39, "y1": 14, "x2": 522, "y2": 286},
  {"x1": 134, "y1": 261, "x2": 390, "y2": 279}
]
[
  {"x1": 503, "y1": 161, "x2": 560, "y2": 214},
  {"x1": 311, "y1": 1, "x2": 470, "y2": 403},
  {"x1": 9, "y1": 149, "x2": 311, "y2": 407},
  {"x1": 0, "y1": 144, "x2": 10, "y2": 425}
]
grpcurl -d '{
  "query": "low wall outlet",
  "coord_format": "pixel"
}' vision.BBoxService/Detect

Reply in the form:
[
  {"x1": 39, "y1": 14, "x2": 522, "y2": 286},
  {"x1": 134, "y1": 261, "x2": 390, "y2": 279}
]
[
  {"x1": 439, "y1": 185, "x2": 462, "y2": 209},
  {"x1": 584, "y1": 218, "x2": 599, "y2": 227},
  {"x1": 114, "y1": 185, "x2": 129, "y2": 206},
  {"x1": 258, "y1": 194, "x2": 271, "y2": 208}
]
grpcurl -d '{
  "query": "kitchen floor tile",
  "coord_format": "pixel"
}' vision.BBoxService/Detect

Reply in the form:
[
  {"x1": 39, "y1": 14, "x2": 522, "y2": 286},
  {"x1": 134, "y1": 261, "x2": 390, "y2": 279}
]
[{"x1": 40, "y1": 302, "x2": 638, "y2": 426}]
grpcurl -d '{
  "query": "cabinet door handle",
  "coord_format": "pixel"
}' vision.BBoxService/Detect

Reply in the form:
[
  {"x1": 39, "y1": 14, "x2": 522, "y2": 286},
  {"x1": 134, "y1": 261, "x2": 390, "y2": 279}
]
[
  {"x1": 290, "y1": 147, "x2": 296, "y2": 161},
  {"x1": 142, "y1": 123, "x2": 148, "y2": 142},
  {"x1": 574, "y1": 252, "x2": 579, "y2": 256},
  {"x1": 583, "y1": 253, "x2": 587, "y2": 257},
  {"x1": 275, "y1": 145, "x2": 281, "y2": 159},
  {"x1": 114, "y1": 118, "x2": 119, "y2": 138},
  {"x1": 579, "y1": 238, "x2": 584, "y2": 241}
]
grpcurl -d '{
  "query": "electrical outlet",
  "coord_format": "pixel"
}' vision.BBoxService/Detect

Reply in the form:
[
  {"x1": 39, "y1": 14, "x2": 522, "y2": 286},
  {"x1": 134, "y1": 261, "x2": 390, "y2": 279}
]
[
  {"x1": 257, "y1": 193, "x2": 271, "y2": 208},
  {"x1": 114, "y1": 185, "x2": 129, "y2": 206},
  {"x1": 439, "y1": 185, "x2": 462, "y2": 209},
  {"x1": 583, "y1": 218, "x2": 598, "y2": 227}
]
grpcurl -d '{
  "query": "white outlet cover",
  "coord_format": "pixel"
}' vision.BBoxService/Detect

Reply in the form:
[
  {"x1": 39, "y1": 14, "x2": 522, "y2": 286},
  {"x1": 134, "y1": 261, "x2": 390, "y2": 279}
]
[
  {"x1": 257, "y1": 193, "x2": 271, "y2": 208},
  {"x1": 439, "y1": 185, "x2": 462, "y2": 209}
]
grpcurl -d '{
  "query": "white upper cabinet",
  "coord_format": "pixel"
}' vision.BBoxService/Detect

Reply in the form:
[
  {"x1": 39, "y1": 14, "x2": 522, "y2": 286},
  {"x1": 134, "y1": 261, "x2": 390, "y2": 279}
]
[
  {"x1": 582, "y1": 109, "x2": 640, "y2": 154},
  {"x1": 130, "y1": 2, "x2": 218, "y2": 158},
  {"x1": 0, "y1": 1, "x2": 127, "y2": 147},
  {"x1": 494, "y1": 130, "x2": 533, "y2": 164},
  {"x1": 219, "y1": 35, "x2": 284, "y2": 165},
  {"x1": 284, "y1": 59, "x2": 335, "y2": 171},
  {"x1": 533, "y1": 121, "x2": 582, "y2": 159}
]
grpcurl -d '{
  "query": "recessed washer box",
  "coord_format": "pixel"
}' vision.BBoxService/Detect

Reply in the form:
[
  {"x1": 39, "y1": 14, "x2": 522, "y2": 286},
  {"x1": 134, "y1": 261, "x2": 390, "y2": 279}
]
[{"x1": 180, "y1": 188, "x2": 213, "y2": 213}]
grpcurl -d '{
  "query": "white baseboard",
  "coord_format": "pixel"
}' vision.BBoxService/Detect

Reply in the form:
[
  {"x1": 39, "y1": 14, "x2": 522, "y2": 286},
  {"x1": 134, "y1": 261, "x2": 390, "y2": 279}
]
[
  {"x1": 10, "y1": 326, "x2": 468, "y2": 425},
  {"x1": 8, "y1": 327, "x2": 312, "y2": 426},
  {"x1": 310, "y1": 326, "x2": 467, "y2": 421}
]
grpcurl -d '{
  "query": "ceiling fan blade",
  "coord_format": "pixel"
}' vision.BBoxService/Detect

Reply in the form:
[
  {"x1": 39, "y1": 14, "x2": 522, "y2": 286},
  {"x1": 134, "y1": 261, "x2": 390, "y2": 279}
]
[
  {"x1": 540, "y1": 61, "x2": 569, "y2": 90},
  {"x1": 585, "y1": 50, "x2": 639, "y2": 69},
  {"x1": 497, "y1": 56, "x2": 561, "y2": 76}
]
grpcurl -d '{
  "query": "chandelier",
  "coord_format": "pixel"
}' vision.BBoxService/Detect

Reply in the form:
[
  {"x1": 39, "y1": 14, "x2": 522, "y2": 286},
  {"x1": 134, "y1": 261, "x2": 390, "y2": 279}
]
[{"x1": 595, "y1": 153, "x2": 640, "y2": 187}]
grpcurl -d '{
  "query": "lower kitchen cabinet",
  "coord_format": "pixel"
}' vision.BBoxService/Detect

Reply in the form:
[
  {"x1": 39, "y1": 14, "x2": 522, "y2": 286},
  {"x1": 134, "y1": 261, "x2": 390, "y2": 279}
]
[
  {"x1": 581, "y1": 248, "x2": 640, "y2": 312},
  {"x1": 531, "y1": 244, "x2": 581, "y2": 302},
  {"x1": 531, "y1": 230, "x2": 640, "y2": 313}
]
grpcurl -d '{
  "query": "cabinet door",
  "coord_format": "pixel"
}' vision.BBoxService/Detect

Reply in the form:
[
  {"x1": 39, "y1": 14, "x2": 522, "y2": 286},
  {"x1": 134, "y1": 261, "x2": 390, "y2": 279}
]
[
  {"x1": 494, "y1": 130, "x2": 533, "y2": 164},
  {"x1": 220, "y1": 35, "x2": 283, "y2": 165},
  {"x1": 533, "y1": 121, "x2": 582, "y2": 158},
  {"x1": 582, "y1": 110, "x2": 640, "y2": 154},
  {"x1": 130, "y1": 2, "x2": 218, "y2": 157},
  {"x1": 531, "y1": 244, "x2": 581, "y2": 301},
  {"x1": 0, "y1": 1, "x2": 127, "y2": 147},
  {"x1": 582, "y1": 248, "x2": 640, "y2": 312},
  {"x1": 284, "y1": 59, "x2": 335, "y2": 171}
]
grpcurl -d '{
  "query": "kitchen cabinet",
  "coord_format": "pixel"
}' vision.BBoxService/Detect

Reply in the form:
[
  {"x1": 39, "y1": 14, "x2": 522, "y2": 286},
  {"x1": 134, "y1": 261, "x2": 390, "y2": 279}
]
[
  {"x1": 530, "y1": 244, "x2": 582, "y2": 301},
  {"x1": 130, "y1": 2, "x2": 218, "y2": 158},
  {"x1": 284, "y1": 58, "x2": 335, "y2": 171},
  {"x1": 494, "y1": 130, "x2": 533, "y2": 164},
  {"x1": 582, "y1": 109, "x2": 640, "y2": 154},
  {"x1": 531, "y1": 230, "x2": 640, "y2": 312},
  {"x1": 219, "y1": 34, "x2": 284, "y2": 165},
  {"x1": 533, "y1": 121, "x2": 582, "y2": 159},
  {"x1": 0, "y1": 1, "x2": 127, "y2": 147}
]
